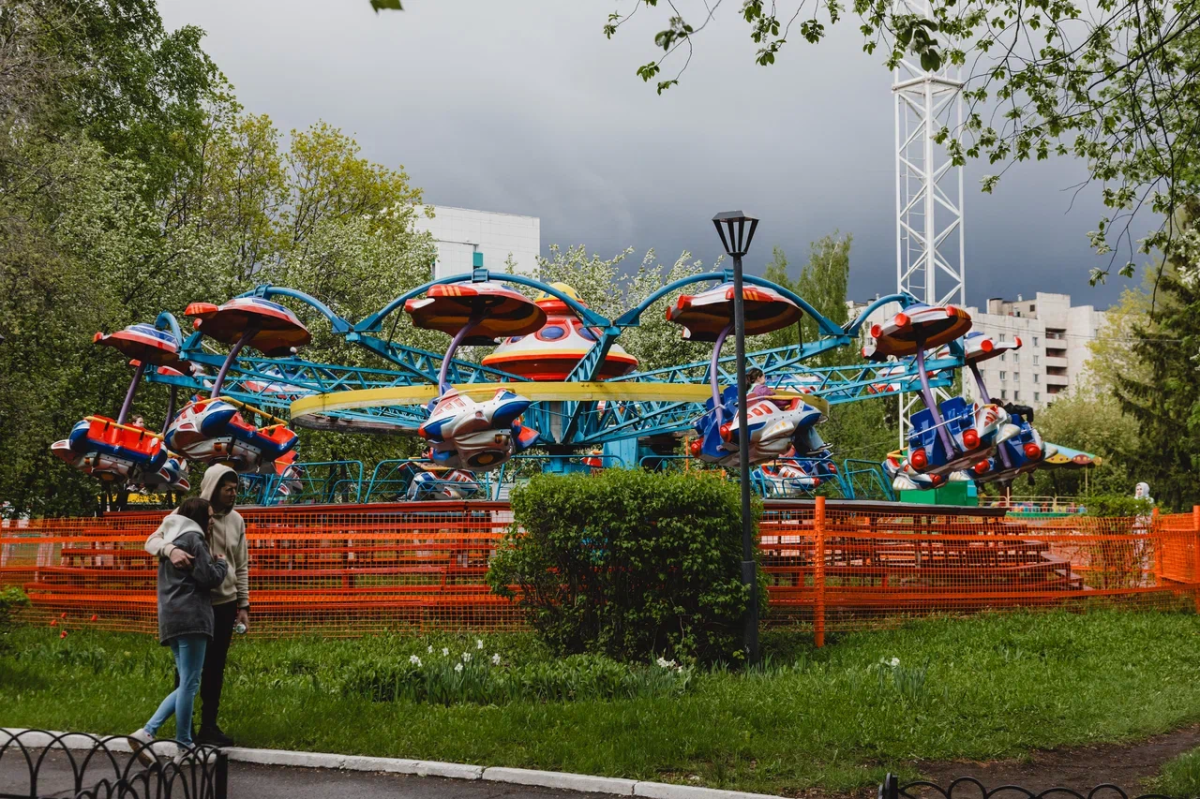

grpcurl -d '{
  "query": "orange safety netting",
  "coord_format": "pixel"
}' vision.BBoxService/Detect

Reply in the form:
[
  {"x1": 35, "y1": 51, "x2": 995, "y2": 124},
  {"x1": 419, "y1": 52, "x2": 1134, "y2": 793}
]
[{"x1": 3, "y1": 502, "x2": 1198, "y2": 641}]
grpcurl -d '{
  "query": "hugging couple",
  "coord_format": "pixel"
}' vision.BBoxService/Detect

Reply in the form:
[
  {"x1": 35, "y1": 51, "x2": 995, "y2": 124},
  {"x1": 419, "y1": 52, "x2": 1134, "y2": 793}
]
[{"x1": 128, "y1": 465, "x2": 250, "y2": 762}]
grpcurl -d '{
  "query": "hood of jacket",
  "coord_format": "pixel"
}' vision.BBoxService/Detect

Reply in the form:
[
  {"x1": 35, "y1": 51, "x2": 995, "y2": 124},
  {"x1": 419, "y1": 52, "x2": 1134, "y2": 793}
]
[
  {"x1": 156, "y1": 513, "x2": 205, "y2": 545},
  {"x1": 200, "y1": 463, "x2": 239, "y2": 511}
]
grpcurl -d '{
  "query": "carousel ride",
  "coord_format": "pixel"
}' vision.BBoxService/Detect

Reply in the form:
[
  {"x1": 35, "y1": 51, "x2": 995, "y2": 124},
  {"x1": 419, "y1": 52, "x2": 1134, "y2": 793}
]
[{"x1": 52, "y1": 254, "x2": 1060, "y2": 505}]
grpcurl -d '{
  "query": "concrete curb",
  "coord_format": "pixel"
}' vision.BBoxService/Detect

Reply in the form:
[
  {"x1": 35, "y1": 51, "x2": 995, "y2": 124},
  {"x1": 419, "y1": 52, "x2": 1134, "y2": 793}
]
[{"x1": 1, "y1": 728, "x2": 783, "y2": 799}]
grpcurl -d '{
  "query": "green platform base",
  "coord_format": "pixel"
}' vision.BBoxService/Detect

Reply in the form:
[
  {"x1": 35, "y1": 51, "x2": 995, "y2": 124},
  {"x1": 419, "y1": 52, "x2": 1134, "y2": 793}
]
[{"x1": 899, "y1": 480, "x2": 979, "y2": 507}]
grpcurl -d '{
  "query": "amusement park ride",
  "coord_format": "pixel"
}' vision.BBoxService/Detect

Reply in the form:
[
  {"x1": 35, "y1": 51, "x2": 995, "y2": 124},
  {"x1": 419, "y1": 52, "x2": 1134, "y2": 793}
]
[{"x1": 52, "y1": 249, "x2": 1059, "y2": 506}]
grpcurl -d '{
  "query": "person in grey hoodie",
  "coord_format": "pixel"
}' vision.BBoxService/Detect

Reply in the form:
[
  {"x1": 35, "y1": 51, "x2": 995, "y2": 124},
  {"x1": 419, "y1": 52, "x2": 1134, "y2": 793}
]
[
  {"x1": 144, "y1": 464, "x2": 249, "y2": 746},
  {"x1": 129, "y1": 498, "x2": 227, "y2": 759}
]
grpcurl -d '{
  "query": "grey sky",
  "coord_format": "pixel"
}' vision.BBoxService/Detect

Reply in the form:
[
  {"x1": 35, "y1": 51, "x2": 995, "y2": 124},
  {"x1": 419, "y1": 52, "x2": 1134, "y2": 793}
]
[{"x1": 159, "y1": 0, "x2": 1140, "y2": 310}]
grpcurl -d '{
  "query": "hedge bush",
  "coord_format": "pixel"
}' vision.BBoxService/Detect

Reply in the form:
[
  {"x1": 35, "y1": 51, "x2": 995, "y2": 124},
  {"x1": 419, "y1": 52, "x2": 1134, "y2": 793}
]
[
  {"x1": 1081, "y1": 494, "x2": 1156, "y2": 518},
  {"x1": 487, "y1": 469, "x2": 767, "y2": 664}
]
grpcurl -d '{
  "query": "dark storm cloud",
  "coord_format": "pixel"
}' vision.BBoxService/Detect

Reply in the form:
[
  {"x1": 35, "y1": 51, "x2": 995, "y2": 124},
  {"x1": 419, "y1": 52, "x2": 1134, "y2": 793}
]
[{"x1": 159, "y1": 0, "x2": 1138, "y2": 309}]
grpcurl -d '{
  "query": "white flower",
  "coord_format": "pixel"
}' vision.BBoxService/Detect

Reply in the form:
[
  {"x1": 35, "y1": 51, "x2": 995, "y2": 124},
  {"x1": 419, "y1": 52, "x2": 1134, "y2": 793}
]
[
  {"x1": 427, "y1": 645, "x2": 433, "y2": 654},
  {"x1": 656, "y1": 657, "x2": 677, "y2": 669},
  {"x1": 476, "y1": 639, "x2": 484, "y2": 650},
  {"x1": 441, "y1": 647, "x2": 449, "y2": 656},
  {"x1": 454, "y1": 662, "x2": 463, "y2": 673},
  {"x1": 888, "y1": 657, "x2": 900, "y2": 667},
  {"x1": 409, "y1": 655, "x2": 422, "y2": 666},
  {"x1": 462, "y1": 652, "x2": 472, "y2": 663},
  {"x1": 491, "y1": 653, "x2": 501, "y2": 665}
]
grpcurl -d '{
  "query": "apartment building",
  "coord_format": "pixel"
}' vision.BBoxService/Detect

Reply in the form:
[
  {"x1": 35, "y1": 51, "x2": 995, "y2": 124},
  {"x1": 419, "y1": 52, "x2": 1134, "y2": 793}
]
[{"x1": 412, "y1": 205, "x2": 540, "y2": 278}]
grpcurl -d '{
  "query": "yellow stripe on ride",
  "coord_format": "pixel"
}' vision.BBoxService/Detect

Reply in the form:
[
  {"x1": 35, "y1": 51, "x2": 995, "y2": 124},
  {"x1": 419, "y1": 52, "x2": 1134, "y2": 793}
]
[{"x1": 290, "y1": 383, "x2": 828, "y2": 419}]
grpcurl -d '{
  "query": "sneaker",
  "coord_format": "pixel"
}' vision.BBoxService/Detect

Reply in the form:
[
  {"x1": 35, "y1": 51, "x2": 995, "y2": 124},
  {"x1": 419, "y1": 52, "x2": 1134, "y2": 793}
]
[
  {"x1": 127, "y1": 729, "x2": 158, "y2": 767},
  {"x1": 173, "y1": 746, "x2": 216, "y2": 767},
  {"x1": 194, "y1": 725, "x2": 234, "y2": 748}
]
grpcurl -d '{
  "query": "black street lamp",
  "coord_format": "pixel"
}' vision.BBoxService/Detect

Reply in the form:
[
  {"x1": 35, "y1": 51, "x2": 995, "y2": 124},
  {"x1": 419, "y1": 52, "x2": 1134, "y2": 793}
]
[{"x1": 712, "y1": 210, "x2": 760, "y2": 664}]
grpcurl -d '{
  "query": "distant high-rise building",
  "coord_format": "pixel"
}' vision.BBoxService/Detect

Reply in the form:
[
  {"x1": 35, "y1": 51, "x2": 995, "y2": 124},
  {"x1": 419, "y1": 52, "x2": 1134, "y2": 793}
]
[
  {"x1": 412, "y1": 205, "x2": 540, "y2": 278},
  {"x1": 849, "y1": 291, "x2": 1108, "y2": 408}
]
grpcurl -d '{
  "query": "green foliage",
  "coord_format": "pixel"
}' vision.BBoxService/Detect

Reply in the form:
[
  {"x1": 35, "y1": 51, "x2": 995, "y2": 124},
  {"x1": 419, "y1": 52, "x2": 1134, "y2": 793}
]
[
  {"x1": 0, "y1": 588, "x2": 29, "y2": 649},
  {"x1": 1021, "y1": 388, "x2": 1140, "y2": 498},
  {"x1": 760, "y1": 234, "x2": 851, "y2": 365},
  {"x1": 488, "y1": 469, "x2": 767, "y2": 664},
  {"x1": 1112, "y1": 256, "x2": 1200, "y2": 511},
  {"x1": 1080, "y1": 495, "x2": 1155, "y2": 518}
]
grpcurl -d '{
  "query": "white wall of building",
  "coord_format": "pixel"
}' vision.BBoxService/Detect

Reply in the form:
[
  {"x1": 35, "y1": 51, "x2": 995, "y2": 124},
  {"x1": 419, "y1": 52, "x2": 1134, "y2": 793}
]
[{"x1": 412, "y1": 205, "x2": 540, "y2": 279}]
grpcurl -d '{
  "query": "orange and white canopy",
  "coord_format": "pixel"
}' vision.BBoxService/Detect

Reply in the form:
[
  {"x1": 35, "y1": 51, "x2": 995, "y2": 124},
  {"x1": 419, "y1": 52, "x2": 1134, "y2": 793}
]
[
  {"x1": 665, "y1": 283, "x2": 801, "y2": 342},
  {"x1": 404, "y1": 282, "x2": 546, "y2": 345},
  {"x1": 186, "y1": 297, "x2": 311, "y2": 357}
]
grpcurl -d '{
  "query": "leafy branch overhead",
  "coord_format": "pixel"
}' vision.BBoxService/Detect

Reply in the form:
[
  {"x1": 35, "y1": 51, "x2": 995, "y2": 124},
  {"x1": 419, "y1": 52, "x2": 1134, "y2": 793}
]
[{"x1": 605, "y1": 0, "x2": 1200, "y2": 284}]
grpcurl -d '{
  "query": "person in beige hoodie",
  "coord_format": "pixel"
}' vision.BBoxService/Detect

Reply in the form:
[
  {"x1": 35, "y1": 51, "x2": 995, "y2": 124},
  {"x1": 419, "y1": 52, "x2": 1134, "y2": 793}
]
[{"x1": 145, "y1": 463, "x2": 249, "y2": 747}]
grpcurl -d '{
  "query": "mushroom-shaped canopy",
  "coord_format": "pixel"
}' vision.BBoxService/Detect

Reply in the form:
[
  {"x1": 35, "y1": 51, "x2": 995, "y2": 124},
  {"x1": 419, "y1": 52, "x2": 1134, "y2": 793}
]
[
  {"x1": 962, "y1": 330, "x2": 1020, "y2": 364},
  {"x1": 185, "y1": 298, "x2": 311, "y2": 357},
  {"x1": 405, "y1": 282, "x2": 546, "y2": 345},
  {"x1": 665, "y1": 283, "x2": 801, "y2": 342},
  {"x1": 865, "y1": 304, "x2": 971, "y2": 359},
  {"x1": 94, "y1": 323, "x2": 182, "y2": 367}
]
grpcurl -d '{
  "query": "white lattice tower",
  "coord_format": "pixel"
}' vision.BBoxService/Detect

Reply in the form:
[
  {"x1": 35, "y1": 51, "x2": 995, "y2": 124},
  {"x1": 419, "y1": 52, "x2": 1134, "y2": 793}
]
[{"x1": 893, "y1": 0, "x2": 967, "y2": 448}]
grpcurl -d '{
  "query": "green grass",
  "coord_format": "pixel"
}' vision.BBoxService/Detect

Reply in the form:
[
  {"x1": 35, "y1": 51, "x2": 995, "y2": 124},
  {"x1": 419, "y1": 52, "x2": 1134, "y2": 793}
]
[
  {"x1": 4, "y1": 609, "x2": 1200, "y2": 795},
  {"x1": 1151, "y1": 747, "x2": 1200, "y2": 797}
]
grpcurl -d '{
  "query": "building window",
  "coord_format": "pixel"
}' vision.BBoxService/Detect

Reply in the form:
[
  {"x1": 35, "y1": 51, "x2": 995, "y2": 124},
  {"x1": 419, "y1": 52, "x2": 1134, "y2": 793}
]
[
  {"x1": 1000, "y1": 353, "x2": 1006, "y2": 362},
  {"x1": 1014, "y1": 391, "x2": 1021, "y2": 401},
  {"x1": 1034, "y1": 355, "x2": 1039, "y2": 366},
  {"x1": 1001, "y1": 389, "x2": 1007, "y2": 399},
  {"x1": 999, "y1": 333, "x2": 1006, "y2": 341},
  {"x1": 1034, "y1": 374, "x2": 1040, "y2": 383},
  {"x1": 999, "y1": 371, "x2": 1006, "y2": 380},
  {"x1": 1014, "y1": 373, "x2": 1021, "y2": 382},
  {"x1": 1034, "y1": 391, "x2": 1040, "y2": 402},
  {"x1": 1034, "y1": 336, "x2": 1039, "y2": 346},
  {"x1": 1029, "y1": 305, "x2": 1035, "y2": 312}
]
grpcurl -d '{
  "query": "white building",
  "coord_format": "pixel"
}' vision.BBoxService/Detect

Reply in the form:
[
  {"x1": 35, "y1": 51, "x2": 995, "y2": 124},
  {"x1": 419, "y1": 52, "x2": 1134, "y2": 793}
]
[
  {"x1": 850, "y1": 291, "x2": 1107, "y2": 408},
  {"x1": 412, "y1": 205, "x2": 540, "y2": 279}
]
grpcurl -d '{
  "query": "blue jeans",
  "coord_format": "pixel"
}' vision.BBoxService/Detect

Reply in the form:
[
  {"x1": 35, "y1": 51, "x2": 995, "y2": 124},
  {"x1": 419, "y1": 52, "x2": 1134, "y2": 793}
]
[{"x1": 144, "y1": 634, "x2": 207, "y2": 746}]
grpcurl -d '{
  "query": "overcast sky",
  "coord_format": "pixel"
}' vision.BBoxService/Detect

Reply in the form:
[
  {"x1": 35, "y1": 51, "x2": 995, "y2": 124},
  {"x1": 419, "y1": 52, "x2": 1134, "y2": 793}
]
[{"x1": 158, "y1": 0, "x2": 1146, "y2": 310}]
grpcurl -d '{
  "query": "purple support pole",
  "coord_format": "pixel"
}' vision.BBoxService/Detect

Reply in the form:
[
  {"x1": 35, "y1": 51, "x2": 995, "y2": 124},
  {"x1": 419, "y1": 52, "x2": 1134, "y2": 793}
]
[
  {"x1": 161, "y1": 386, "x2": 177, "y2": 435},
  {"x1": 709, "y1": 323, "x2": 733, "y2": 425},
  {"x1": 116, "y1": 362, "x2": 146, "y2": 425},
  {"x1": 969, "y1": 362, "x2": 991, "y2": 403},
  {"x1": 913, "y1": 337, "x2": 956, "y2": 456},
  {"x1": 437, "y1": 313, "x2": 483, "y2": 394},
  {"x1": 211, "y1": 329, "x2": 255, "y2": 398}
]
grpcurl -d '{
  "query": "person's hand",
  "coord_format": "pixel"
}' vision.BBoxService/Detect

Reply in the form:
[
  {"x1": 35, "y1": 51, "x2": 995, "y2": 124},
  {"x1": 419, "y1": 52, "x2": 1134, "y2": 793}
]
[
  {"x1": 215, "y1": 554, "x2": 226, "y2": 560},
  {"x1": 168, "y1": 547, "x2": 194, "y2": 569},
  {"x1": 236, "y1": 607, "x2": 249, "y2": 632}
]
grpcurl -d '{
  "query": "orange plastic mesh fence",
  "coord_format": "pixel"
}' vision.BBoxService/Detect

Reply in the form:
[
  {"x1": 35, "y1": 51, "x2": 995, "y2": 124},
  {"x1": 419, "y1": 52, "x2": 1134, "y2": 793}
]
[{"x1": 3, "y1": 502, "x2": 1198, "y2": 639}]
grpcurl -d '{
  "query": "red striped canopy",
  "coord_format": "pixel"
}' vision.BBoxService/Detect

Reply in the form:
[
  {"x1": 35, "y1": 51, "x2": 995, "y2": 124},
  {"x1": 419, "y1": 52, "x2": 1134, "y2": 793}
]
[
  {"x1": 405, "y1": 282, "x2": 546, "y2": 344},
  {"x1": 665, "y1": 283, "x2": 801, "y2": 342},
  {"x1": 93, "y1": 324, "x2": 182, "y2": 367},
  {"x1": 186, "y1": 297, "x2": 311, "y2": 357}
]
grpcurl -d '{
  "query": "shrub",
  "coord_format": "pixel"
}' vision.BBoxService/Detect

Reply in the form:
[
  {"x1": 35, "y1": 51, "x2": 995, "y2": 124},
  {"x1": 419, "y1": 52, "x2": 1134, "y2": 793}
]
[
  {"x1": 0, "y1": 588, "x2": 29, "y2": 652},
  {"x1": 1081, "y1": 494, "x2": 1155, "y2": 518},
  {"x1": 487, "y1": 469, "x2": 767, "y2": 664}
]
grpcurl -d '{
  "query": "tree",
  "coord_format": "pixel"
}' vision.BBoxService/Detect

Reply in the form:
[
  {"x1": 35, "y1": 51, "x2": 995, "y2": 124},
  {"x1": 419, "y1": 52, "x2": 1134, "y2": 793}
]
[
  {"x1": 761, "y1": 233, "x2": 851, "y2": 366},
  {"x1": 1026, "y1": 387, "x2": 1140, "y2": 497},
  {"x1": 607, "y1": 0, "x2": 1200, "y2": 283},
  {"x1": 1111, "y1": 241, "x2": 1200, "y2": 510}
]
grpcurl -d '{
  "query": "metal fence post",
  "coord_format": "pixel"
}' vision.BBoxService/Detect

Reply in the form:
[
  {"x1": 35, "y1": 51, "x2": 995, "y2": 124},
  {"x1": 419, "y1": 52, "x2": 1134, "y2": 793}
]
[
  {"x1": 216, "y1": 751, "x2": 229, "y2": 799},
  {"x1": 1193, "y1": 505, "x2": 1200, "y2": 611},
  {"x1": 878, "y1": 773, "x2": 899, "y2": 799},
  {"x1": 814, "y1": 495, "x2": 826, "y2": 648}
]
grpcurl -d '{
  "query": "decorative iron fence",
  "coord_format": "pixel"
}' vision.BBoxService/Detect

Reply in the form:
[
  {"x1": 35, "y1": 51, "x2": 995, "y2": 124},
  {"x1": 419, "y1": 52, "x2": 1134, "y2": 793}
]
[
  {"x1": 0, "y1": 729, "x2": 226, "y2": 799},
  {"x1": 879, "y1": 773, "x2": 1178, "y2": 799}
]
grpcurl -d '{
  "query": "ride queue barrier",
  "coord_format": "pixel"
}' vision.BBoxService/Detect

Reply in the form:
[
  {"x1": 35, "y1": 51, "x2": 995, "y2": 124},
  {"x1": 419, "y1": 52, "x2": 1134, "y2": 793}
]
[
  {"x1": 0, "y1": 729, "x2": 227, "y2": 799},
  {"x1": 3, "y1": 500, "x2": 1198, "y2": 641}
]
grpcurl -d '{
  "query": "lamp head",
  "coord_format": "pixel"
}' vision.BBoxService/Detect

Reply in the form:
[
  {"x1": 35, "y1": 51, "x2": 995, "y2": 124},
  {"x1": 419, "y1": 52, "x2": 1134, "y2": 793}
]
[{"x1": 712, "y1": 211, "x2": 759, "y2": 257}]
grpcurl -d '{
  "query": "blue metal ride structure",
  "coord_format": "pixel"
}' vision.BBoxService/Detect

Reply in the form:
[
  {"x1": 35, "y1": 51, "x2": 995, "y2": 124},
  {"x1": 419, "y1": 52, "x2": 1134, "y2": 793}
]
[{"x1": 131, "y1": 265, "x2": 961, "y2": 497}]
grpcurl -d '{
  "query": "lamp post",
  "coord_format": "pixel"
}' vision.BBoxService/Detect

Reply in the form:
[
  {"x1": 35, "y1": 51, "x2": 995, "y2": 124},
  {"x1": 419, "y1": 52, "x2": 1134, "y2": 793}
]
[{"x1": 712, "y1": 210, "x2": 759, "y2": 664}]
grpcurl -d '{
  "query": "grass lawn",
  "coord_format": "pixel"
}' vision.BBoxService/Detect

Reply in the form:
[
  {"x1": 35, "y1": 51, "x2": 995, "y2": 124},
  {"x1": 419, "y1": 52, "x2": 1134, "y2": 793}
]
[{"x1": 4, "y1": 608, "x2": 1200, "y2": 795}]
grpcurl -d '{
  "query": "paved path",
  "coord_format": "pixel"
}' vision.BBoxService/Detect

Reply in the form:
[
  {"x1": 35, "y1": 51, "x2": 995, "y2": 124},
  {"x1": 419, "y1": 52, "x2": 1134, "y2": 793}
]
[{"x1": 0, "y1": 749, "x2": 612, "y2": 799}]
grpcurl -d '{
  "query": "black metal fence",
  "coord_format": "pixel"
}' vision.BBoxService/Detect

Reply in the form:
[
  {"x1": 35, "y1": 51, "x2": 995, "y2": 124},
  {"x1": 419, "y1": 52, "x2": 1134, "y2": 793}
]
[
  {"x1": 880, "y1": 774, "x2": 1179, "y2": 799},
  {"x1": 0, "y1": 730, "x2": 227, "y2": 799}
]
